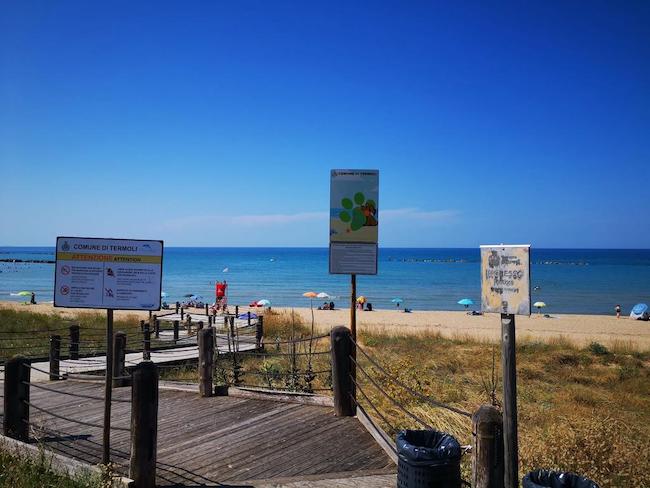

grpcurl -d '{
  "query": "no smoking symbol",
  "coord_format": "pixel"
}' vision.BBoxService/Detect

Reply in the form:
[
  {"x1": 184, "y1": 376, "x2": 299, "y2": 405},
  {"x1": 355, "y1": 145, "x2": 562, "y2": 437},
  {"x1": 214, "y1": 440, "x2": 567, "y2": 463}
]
[
  {"x1": 61, "y1": 265, "x2": 71, "y2": 275},
  {"x1": 60, "y1": 285, "x2": 70, "y2": 295}
]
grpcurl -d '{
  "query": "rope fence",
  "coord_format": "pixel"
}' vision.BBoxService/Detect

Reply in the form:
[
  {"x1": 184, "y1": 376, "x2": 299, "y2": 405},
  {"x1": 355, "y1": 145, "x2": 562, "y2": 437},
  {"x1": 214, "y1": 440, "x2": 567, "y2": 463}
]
[
  {"x1": 351, "y1": 337, "x2": 472, "y2": 418},
  {"x1": 24, "y1": 401, "x2": 130, "y2": 432}
]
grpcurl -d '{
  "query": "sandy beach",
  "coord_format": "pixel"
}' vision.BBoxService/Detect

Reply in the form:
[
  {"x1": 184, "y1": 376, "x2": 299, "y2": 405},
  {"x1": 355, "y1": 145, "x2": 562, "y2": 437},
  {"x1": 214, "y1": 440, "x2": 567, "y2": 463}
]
[{"x1": 2, "y1": 300, "x2": 649, "y2": 350}]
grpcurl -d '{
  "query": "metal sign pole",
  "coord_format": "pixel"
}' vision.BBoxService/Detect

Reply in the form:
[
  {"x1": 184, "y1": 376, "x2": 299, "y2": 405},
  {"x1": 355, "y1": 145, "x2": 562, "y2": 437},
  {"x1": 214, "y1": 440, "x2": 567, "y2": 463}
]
[
  {"x1": 103, "y1": 308, "x2": 114, "y2": 465},
  {"x1": 501, "y1": 312, "x2": 518, "y2": 488}
]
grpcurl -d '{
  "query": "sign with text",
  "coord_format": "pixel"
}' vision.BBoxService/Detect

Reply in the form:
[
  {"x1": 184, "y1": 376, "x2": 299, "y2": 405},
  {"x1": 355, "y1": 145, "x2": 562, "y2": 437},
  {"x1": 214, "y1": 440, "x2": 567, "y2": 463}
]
[
  {"x1": 54, "y1": 237, "x2": 163, "y2": 310},
  {"x1": 329, "y1": 169, "x2": 379, "y2": 275},
  {"x1": 480, "y1": 244, "x2": 531, "y2": 316}
]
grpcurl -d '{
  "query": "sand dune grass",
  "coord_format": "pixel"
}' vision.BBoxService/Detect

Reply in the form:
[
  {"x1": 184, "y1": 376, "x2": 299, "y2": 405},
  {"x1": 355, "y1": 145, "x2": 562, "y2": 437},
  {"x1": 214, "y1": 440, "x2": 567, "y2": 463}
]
[{"x1": 355, "y1": 329, "x2": 650, "y2": 487}]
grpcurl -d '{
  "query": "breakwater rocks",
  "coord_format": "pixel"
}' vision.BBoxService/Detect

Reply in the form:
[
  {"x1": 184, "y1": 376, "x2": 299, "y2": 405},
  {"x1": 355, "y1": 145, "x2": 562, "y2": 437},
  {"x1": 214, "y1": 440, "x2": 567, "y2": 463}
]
[
  {"x1": 0, "y1": 259, "x2": 55, "y2": 264},
  {"x1": 388, "y1": 257, "x2": 469, "y2": 263},
  {"x1": 388, "y1": 257, "x2": 591, "y2": 266}
]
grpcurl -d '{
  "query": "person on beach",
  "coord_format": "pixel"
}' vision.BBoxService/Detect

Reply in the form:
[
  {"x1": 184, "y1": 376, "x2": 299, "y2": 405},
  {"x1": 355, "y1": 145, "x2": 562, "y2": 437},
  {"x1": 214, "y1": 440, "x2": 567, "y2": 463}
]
[
  {"x1": 616, "y1": 304, "x2": 621, "y2": 318},
  {"x1": 30, "y1": 292, "x2": 36, "y2": 305}
]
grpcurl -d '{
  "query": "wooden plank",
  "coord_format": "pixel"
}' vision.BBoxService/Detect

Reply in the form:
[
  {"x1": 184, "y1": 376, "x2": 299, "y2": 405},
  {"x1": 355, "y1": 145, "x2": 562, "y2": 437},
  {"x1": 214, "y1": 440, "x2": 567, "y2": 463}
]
[{"x1": 357, "y1": 405, "x2": 398, "y2": 464}]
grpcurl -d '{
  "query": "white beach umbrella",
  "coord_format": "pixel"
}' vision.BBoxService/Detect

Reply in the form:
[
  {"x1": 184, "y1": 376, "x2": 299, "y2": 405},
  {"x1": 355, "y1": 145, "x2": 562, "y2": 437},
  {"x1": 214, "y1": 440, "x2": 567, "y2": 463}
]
[{"x1": 533, "y1": 301, "x2": 546, "y2": 314}]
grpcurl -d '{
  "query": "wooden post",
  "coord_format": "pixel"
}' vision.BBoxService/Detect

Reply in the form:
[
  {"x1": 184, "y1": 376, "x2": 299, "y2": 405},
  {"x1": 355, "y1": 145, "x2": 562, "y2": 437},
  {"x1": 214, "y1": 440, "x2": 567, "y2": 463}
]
[
  {"x1": 152, "y1": 315, "x2": 159, "y2": 339},
  {"x1": 103, "y1": 309, "x2": 114, "y2": 465},
  {"x1": 501, "y1": 313, "x2": 519, "y2": 488},
  {"x1": 129, "y1": 361, "x2": 159, "y2": 488},
  {"x1": 198, "y1": 328, "x2": 214, "y2": 397},
  {"x1": 256, "y1": 315, "x2": 264, "y2": 351},
  {"x1": 205, "y1": 303, "x2": 209, "y2": 316},
  {"x1": 235, "y1": 305, "x2": 239, "y2": 317},
  {"x1": 173, "y1": 320, "x2": 179, "y2": 341},
  {"x1": 208, "y1": 315, "x2": 213, "y2": 327},
  {"x1": 113, "y1": 332, "x2": 127, "y2": 388},
  {"x1": 69, "y1": 324, "x2": 80, "y2": 360},
  {"x1": 175, "y1": 302, "x2": 179, "y2": 313},
  {"x1": 49, "y1": 335, "x2": 61, "y2": 381},
  {"x1": 180, "y1": 307, "x2": 184, "y2": 320},
  {"x1": 247, "y1": 312, "x2": 251, "y2": 327},
  {"x1": 3, "y1": 355, "x2": 30, "y2": 441},
  {"x1": 472, "y1": 405, "x2": 504, "y2": 488},
  {"x1": 143, "y1": 322, "x2": 151, "y2": 360},
  {"x1": 331, "y1": 326, "x2": 355, "y2": 416}
]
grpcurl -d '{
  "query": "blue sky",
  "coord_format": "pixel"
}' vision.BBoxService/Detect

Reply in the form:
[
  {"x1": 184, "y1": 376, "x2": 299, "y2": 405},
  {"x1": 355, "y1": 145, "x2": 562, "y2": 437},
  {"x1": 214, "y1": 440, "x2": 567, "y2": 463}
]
[{"x1": 1, "y1": 1, "x2": 648, "y2": 248}]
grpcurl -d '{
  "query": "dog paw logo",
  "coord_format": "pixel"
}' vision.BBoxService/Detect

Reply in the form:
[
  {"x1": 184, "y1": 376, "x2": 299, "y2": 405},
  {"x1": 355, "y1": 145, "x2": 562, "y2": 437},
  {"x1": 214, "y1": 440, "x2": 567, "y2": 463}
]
[{"x1": 339, "y1": 192, "x2": 377, "y2": 232}]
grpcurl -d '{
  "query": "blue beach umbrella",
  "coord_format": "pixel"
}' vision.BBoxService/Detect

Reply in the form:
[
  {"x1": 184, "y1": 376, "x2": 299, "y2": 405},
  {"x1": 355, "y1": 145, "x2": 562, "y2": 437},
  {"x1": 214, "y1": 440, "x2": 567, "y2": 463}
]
[
  {"x1": 630, "y1": 303, "x2": 648, "y2": 320},
  {"x1": 457, "y1": 298, "x2": 474, "y2": 309},
  {"x1": 391, "y1": 298, "x2": 403, "y2": 308},
  {"x1": 238, "y1": 312, "x2": 258, "y2": 320}
]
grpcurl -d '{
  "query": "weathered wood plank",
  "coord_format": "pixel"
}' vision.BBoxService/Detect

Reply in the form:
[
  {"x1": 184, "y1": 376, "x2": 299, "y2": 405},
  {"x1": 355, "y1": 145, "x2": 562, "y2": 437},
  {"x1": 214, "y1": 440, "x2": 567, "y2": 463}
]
[{"x1": 0, "y1": 379, "x2": 395, "y2": 485}]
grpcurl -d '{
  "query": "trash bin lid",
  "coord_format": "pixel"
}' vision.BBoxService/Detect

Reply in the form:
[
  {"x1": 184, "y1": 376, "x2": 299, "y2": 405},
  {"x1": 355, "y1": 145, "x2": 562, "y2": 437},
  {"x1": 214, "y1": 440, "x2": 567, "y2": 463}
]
[
  {"x1": 523, "y1": 469, "x2": 600, "y2": 488},
  {"x1": 396, "y1": 429, "x2": 461, "y2": 462}
]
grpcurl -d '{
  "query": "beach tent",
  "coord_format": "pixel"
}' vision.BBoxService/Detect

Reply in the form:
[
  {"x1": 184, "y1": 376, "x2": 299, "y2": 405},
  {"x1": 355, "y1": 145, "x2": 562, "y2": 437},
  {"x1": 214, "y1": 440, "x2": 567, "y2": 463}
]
[{"x1": 630, "y1": 303, "x2": 649, "y2": 320}]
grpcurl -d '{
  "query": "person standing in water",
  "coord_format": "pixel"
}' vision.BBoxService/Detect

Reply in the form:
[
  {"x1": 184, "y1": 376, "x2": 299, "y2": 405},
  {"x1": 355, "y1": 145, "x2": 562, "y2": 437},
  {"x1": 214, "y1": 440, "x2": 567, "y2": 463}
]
[{"x1": 615, "y1": 304, "x2": 621, "y2": 318}]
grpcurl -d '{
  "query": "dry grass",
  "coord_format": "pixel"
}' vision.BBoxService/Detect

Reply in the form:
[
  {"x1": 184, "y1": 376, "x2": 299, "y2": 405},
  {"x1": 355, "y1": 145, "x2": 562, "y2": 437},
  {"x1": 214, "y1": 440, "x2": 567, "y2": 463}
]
[{"x1": 355, "y1": 330, "x2": 650, "y2": 487}]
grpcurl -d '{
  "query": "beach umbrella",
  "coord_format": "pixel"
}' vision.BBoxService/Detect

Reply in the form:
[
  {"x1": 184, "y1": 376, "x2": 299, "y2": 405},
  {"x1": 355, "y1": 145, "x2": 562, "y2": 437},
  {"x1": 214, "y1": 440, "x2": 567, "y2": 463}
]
[
  {"x1": 391, "y1": 298, "x2": 403, "y2": 308},
  {"x1": 257, "y1": 299, "x2": 271, "y2": 307},
  {"x1": 356, "y1": 296, "x2": 366, "y2": 303},
  {"x1": 533, "y1": 301, "x2": 546, "y2": 314},
  {"x1": 238, "y1": 312, "x2": 258, "y2": 320},
  {"x1": 302, "y1": 291, "x2": 318, "y2": 336},
  {"x1": 17, "y1": 291, "x2": 32, "y2": 296},
  {"x1": 316, "y1": 292, "x2": 330, "y2": 299},
  {"x1": 457, "y1": 298, "x2": 473, "y2": 309},
  {"x1": 630, "y1": 303, "x2": 648, "y2": 320}
]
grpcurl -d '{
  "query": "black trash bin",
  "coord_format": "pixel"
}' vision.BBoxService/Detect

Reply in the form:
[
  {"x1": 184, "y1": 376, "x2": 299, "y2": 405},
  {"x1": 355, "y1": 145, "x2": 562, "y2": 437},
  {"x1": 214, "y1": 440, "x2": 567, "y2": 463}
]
[
  {"x1": 523, "y1": 469, "x2": 600, "y2": 488},
  {"x1": 396, "y1": 429, "x2": 461, "y2": 488}
]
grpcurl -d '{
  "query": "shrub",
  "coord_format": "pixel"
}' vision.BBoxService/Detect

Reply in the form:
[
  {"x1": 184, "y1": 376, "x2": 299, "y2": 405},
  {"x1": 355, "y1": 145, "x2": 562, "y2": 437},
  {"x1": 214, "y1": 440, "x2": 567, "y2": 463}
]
[{"x1": 588, "y1": 342, "x2": 609, "y2": 356}]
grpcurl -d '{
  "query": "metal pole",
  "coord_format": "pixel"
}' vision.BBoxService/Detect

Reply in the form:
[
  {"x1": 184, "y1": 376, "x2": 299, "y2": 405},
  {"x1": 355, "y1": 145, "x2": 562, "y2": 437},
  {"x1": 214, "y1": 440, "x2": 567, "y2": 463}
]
[
  {"x1": 501, "y1": 313, "x2": 518, "y2": 488},
  {"x1": 103, "y1": 309, "x2": 114, "y2": 465}
]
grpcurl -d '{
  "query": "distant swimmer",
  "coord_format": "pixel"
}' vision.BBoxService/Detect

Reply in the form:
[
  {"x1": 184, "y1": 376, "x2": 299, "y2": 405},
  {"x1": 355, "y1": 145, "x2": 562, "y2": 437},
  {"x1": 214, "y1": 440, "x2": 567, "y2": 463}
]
[{"x1": 533, "y1": 286, "x2": 541, "y2": 291}]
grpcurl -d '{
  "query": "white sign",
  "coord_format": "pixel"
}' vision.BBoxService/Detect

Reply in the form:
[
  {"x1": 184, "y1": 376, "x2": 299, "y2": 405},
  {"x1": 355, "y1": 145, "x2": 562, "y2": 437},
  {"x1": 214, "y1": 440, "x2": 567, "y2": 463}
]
[
  {"x1": 480, "y1": 245, "x2": 531, "y2": 316},
  {"x1": 330, "y1": 242, "x2": 378, "y2": 275},
  {"x1": 329, "y1": 169, "x2": 379, "y2": 275},
  {"x1": 54, "y1": 237, "x2": 163, "y2": 310}
]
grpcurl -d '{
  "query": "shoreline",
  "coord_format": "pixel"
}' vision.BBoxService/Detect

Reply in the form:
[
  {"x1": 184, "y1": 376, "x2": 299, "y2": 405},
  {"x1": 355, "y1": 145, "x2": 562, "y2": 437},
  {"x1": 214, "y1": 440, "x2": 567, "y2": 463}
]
[{"x1": 2, "y1": 300, "x2": 649, "y2": 351}]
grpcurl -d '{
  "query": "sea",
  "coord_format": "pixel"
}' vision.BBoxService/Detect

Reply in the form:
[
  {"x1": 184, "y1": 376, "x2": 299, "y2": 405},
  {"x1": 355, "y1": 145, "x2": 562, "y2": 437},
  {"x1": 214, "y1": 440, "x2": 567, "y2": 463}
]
[{"x1": 0, "y1": 247, "x2": 649, "y2": 315}]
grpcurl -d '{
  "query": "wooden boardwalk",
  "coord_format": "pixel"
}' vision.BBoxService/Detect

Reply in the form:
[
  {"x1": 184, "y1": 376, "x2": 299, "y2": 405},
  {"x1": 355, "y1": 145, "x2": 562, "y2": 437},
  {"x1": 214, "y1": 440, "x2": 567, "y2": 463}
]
[
  {"x1": 0, "y1": 380, "x2": 396, "y2": 486},
  {"x1": 20, "y1": 334, "x2": 258, "y2": 382}
]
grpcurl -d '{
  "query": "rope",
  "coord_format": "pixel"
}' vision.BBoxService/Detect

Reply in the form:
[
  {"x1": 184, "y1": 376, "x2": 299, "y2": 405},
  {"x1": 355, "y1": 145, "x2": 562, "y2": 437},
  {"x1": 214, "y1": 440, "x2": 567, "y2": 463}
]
[
  {"x1": 236, "y1": 349, "x2": 330, "y2": 357},
  {"x1": 351, "y1": 338, "x2": 472, "y2": 418},
  {"x1": 24, "y1": 401, "x2": 130, "y2": 431},
  {"x1": 349, "y1": 378, "x2": 397, "y2": 435},
  {"x1": 355, "y1": 400, "x2": 397, "y2": 453},
  {"x1": 23, "y1": 381, "x2": 130, "y2": 403},
  {"x1": 236, "y1": 384, "x2": 331, "y2": 392},
  {"x1": 0, "y1": 326, "x2": 71, "y2": 335},
  {"x1": 23, "y1": 363, "x2": 65, "y2": 379},
  {"x1": 252, "y1": 334, "x2": 329, "y2": 346},
  {"x1": 242, "y1": 368, "x2": 331, "y2": 377},
  {"x1": 351, "y1": 355, "x2": 433, "y2": 430}
]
